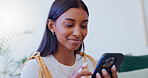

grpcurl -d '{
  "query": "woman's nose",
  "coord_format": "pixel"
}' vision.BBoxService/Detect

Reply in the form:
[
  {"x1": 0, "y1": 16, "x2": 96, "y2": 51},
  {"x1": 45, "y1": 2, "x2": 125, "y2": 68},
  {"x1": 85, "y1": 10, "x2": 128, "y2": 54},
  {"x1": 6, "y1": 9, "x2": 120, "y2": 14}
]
[{"x1": 73, "y1": 26, "x2": 81, "y2": 37}]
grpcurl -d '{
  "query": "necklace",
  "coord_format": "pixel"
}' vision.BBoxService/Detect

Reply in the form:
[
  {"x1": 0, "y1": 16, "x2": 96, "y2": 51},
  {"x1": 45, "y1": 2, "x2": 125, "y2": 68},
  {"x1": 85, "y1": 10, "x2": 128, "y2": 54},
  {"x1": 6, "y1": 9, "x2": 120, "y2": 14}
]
[
  {"x1": 52, "y1": 54, "x2": 77, "y2": 77},
  {"x1": 58, "y1": 61, "x2": 76, "y2": 78},
  {"x1": 59, "y1": 63, "x2": 68, "y2": 77}
]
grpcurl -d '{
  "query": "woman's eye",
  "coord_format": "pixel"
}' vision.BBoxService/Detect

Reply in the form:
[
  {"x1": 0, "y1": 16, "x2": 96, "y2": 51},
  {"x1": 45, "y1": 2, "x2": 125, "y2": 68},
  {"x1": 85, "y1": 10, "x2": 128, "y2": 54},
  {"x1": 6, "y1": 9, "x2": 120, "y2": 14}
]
[
  {"x1": 81, "y1": 25, "x2": 87, "y2": 29},
  {"x1": 81, "y1": 22, "x2": 88, "y2": 29},
  {"x1": 66, "y1": 24, "x2": 73, "y2": 27},
  {"x1": 64, "y1": 22, "x2": 74, "y2": 27}
]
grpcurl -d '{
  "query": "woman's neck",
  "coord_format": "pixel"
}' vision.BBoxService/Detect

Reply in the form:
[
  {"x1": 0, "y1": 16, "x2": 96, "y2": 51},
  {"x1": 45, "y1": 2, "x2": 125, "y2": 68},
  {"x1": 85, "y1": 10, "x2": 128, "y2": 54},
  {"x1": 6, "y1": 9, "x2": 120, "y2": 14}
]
[{"x1": 53, "y1": 43, "x2": 76, "y2": 66}]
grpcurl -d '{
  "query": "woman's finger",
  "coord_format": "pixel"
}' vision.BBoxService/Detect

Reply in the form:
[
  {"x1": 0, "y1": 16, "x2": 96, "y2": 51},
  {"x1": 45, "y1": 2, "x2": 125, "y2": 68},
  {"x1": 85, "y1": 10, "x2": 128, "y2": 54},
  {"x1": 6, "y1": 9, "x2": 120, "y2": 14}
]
[
  {"x1": 102, "y1": 69, "x2": 110, "y2": 78},
  {"x1": 71, "y1": 68, "x2": 83, "y2": 78},
  {"x1": 111, "y1": 65, "x2": 118, "y2": 78},
  {"x1": 72, "y1": 62, "x2": 88, "y2": 75},
  {"x1": 81, "y1": 69, "x2": 92, "y2": 76},
  {"x1": 69, "y1": 62, "x2": 91, "y2": 78},
  {"x1": 96, "y1": 73, "x2": 101, "y2": 78},
  {"x1": 71, "y1": 68, "x2": 92, "y2": 78}
]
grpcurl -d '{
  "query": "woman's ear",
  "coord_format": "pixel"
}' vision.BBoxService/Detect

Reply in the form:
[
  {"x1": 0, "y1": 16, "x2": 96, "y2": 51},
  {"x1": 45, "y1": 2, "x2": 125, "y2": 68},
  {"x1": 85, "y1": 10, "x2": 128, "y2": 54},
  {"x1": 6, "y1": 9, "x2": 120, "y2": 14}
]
[{"x1": 47, "y1": 19, "x2": 55, "y2": 32}]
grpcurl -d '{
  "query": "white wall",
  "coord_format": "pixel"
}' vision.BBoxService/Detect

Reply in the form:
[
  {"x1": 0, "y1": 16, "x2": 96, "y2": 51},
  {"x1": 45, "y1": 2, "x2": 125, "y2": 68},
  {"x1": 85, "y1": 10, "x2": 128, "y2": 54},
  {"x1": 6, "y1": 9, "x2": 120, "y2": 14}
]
[
  {"x1": 84, "y1": 0, "x2": 148, "y2": 59},
  {"x1": 0, "y1": 0, "x2": 148, "y2": 60}
]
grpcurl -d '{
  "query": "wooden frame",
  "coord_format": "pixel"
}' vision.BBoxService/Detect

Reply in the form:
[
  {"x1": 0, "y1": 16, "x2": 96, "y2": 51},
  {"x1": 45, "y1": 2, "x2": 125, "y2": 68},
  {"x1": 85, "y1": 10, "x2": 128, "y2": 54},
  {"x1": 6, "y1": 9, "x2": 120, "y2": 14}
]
[{"x1": 141, "y1": 0, "x2": 148, "y2": 46}]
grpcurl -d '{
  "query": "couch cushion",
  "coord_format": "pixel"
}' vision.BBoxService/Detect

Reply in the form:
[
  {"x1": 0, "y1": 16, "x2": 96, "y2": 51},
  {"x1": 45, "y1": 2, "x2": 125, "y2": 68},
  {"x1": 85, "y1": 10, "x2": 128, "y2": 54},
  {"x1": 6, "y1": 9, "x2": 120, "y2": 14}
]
[{"x1": 119, "y1": 55, "x2": 148, "y2": 72}]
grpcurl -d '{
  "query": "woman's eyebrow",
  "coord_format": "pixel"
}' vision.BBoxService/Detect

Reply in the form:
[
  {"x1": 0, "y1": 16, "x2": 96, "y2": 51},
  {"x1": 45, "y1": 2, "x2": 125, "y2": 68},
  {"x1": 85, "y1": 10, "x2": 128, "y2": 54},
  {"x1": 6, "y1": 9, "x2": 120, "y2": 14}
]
[
  {"x1": 64, "y1": 18, "x2": 75, "y2": 21},
  {"x1": 65, "y1": 18, "x2": 88, "y2": 22},
  {"x1": 82, "y1": 20, "x2": 88, "y2": 22}
]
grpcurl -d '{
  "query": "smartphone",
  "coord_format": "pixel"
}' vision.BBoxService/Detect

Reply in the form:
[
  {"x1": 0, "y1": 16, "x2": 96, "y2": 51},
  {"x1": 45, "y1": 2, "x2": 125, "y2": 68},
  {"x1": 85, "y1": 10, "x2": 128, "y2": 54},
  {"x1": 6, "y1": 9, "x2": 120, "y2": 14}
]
[{"x1": 91, "y1": 53, "x2": 124, "y2": 78}]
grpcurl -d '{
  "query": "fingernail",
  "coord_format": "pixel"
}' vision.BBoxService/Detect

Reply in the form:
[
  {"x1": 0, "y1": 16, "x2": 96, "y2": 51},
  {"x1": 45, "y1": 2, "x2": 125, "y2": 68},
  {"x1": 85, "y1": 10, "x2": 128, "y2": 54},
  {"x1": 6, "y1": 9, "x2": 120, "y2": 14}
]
[
  {"x1": 112, "y1": 65, "x2": 116, "y2": 70},
  {"x1": 78, "y1": 68, "x2": 82, "y2": 73},
  {"x1": 82, "y1": 62, "x2": 87, "y2": 67},
  {"x1": 96, "y1": 73, "x2": 99, "y2": 76},
  {"x1": 96, "y1": 73, "x2": 101, "y2": 78},
  {"x1": 102, "y1": 69, "x2": 107, "y2": 74}
]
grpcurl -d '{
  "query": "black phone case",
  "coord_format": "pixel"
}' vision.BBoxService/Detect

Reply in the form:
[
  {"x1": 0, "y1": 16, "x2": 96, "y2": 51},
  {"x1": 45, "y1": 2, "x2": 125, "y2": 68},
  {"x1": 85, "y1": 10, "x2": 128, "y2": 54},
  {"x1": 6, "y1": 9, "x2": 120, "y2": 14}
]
[{"x1": 91, "y1": 53, "x2": 124, "y2": 78}]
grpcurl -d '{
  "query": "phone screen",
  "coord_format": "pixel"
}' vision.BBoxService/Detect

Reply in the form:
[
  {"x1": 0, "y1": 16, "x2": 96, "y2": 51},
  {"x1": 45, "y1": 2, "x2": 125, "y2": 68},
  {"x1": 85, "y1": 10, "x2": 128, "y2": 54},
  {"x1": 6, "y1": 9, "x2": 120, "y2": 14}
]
[{"x1": 91, "y1": 53, "x2": 124, "y2": 78}]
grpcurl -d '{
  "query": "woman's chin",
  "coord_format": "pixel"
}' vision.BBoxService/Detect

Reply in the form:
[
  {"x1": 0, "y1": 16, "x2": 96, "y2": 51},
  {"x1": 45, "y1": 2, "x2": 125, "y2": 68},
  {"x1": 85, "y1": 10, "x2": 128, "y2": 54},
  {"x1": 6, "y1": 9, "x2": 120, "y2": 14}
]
[{"x1": 68, "y1": 46, "x2": 80, "y2": 52}]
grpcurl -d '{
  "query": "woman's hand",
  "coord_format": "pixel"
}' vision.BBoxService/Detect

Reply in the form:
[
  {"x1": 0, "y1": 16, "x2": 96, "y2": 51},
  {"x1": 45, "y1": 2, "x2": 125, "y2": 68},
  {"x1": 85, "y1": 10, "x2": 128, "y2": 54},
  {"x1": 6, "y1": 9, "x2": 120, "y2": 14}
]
[
  {"x1": 68, "y1": 63, "x2": 118, "y2": 78},
  {"x1": 96, "y1": 65, "x2": 118, "y2": 78},
  {"x1": 68, "y1": 62, "x2": 92, "y2": 78}
]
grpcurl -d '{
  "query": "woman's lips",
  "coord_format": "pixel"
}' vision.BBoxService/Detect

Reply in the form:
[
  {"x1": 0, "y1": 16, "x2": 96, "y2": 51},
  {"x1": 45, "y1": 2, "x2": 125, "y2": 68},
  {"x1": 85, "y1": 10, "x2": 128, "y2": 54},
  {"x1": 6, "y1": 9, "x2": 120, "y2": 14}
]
[{"x1": 69, "y1": 39, "x2": 81, "y2": 44}]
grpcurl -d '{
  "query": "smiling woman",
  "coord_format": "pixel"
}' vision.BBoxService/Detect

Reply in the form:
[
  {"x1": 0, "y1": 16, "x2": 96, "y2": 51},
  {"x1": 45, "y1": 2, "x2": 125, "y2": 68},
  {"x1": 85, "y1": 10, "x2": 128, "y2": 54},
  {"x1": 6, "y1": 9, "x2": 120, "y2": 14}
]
[
  {"x1": 49, "y1": 8, "x2": 88, "y2": 52},
  {"x1": 21, "y1": 0, "x2": 118, "y2": 78}
]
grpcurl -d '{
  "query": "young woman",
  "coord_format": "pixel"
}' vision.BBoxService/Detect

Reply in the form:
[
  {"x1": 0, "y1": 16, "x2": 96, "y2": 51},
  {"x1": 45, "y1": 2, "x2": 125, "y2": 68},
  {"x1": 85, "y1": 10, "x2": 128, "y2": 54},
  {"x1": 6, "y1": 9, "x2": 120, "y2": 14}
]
[{"x1": 21, "y1": 0, "x2": 118, "y2": 78}]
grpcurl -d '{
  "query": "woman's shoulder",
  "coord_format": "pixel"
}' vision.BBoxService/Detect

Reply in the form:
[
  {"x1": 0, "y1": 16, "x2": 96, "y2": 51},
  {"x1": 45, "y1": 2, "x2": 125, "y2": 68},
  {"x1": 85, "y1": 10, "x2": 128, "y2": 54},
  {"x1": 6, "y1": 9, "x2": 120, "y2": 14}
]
[
  {"x1": 21, "y1": 53, "x2": 53, "y2": 78},
  {"x1": 41, "y1": 55, "x2": 54, "y2": 65},
  {"x1": 22, "y1": 52, "x2": 42, "y2": 70},
  {"x1": 21, "y1": 58, "x2": 39, "y2": 78},
  {"x1": 22, "y1": 54, "x2": 53, "y2": 68}
]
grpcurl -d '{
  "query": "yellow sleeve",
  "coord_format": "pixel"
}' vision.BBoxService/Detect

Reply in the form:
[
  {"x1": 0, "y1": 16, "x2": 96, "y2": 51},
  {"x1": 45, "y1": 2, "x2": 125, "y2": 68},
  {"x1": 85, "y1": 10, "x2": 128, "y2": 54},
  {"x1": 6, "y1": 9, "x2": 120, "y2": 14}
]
[{"x1": 21, "y1": 52, "x2": 52, "y2": 78}]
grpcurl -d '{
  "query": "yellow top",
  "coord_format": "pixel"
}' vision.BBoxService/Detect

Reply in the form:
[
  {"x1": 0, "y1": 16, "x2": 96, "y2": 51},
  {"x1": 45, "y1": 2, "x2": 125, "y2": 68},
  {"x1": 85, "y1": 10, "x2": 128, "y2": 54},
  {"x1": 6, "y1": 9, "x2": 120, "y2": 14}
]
[{"x1": 22, "y1": 52, "x2": 97, "y2": 78}]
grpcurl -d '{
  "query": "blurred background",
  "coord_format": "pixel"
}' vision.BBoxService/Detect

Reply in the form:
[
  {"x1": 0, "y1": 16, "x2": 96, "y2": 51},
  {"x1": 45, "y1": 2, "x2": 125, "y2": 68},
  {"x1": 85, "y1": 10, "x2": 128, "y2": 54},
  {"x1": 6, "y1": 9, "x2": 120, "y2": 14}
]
[{"x1": 0, "y1": 0, "x2": 147, "y2": 77}]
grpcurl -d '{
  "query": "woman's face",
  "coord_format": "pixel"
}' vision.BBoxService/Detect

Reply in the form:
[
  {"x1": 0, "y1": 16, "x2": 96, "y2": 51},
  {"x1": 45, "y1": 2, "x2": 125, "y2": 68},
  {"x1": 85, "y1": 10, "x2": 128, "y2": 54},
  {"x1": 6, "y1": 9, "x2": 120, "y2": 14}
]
[{"x1": 54, "y1": 8, "x2": 88, "y2": 51}]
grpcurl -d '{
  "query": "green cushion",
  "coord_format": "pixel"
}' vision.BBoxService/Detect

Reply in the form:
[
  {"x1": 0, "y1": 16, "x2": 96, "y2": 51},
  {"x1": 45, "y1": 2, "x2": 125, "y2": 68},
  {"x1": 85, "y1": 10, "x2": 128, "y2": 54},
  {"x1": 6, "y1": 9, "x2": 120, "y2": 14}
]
[{"x1": 119, "y1": 55, "x2": 148, "y2": 72}]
